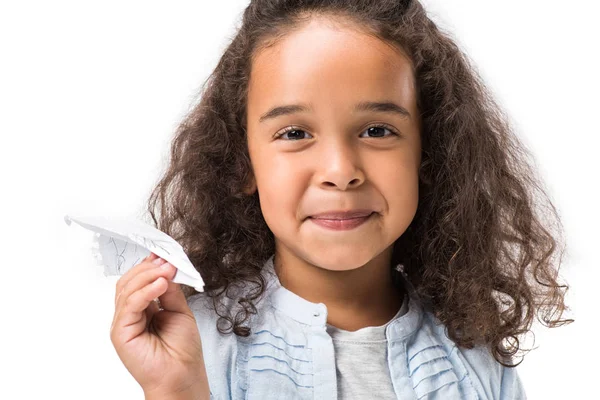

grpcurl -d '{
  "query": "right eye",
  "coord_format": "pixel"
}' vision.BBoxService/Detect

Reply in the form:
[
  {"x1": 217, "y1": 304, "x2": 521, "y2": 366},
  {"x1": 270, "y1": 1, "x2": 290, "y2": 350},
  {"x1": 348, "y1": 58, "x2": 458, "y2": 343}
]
[{"x1": 274, "y1": 126, "x2": 313, "y2": 141}]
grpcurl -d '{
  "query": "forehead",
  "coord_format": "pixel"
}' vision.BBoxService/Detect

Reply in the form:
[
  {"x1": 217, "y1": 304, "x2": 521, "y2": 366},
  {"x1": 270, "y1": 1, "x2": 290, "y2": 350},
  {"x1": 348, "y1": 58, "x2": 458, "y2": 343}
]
[{"x1": 247, "y1": 17, "x2": 416, "y2": 119}]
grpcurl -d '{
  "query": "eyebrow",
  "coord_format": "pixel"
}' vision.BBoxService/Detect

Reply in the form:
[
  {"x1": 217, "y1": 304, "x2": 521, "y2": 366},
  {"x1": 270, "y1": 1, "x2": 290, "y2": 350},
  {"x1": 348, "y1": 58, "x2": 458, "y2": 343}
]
[{"x1": 258, "y1": 101, "x2": 411, "y2": 124}]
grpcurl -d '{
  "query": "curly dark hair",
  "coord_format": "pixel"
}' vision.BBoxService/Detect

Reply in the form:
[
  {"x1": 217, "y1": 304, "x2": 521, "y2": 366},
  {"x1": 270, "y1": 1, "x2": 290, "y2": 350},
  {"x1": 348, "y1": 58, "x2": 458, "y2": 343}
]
[{"x1": 144, "y1": 0, "x2": 573, "y2": 368}]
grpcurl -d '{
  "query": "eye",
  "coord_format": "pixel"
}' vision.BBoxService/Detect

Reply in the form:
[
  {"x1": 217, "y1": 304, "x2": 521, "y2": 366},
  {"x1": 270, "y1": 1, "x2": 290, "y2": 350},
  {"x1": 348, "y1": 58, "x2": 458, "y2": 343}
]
[
  {"x1": 274, "y1": 124, "x2": 400, "y2": 141},
  {"x1": 274, "y1": 126, "x2": 313, "y2": 141},
  {"x1": 359, "y1": 124, "x2": 400, "y2": 139}
]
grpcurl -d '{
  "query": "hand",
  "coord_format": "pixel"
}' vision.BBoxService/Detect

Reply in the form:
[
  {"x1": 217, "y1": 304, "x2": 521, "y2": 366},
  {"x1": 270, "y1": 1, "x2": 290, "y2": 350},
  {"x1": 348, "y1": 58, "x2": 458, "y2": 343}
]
[{"x1": 110, "y1": 252, "x2": 210, "y2": 399}]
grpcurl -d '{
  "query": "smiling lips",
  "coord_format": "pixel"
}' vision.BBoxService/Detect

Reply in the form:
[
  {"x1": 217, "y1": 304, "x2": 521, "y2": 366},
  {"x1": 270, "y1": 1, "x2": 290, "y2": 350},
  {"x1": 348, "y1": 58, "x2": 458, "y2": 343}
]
[
  {"x1": 310, "y1": 209, "x2": 374, "y2": 220},
  {"x1": 309, "y1": 209, "x2": 375, "y2": 230}
]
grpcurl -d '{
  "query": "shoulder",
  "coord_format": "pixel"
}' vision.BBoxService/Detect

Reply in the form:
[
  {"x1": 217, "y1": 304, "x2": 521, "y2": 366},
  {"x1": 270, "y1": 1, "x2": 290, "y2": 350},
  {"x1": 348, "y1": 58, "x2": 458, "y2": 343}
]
[
  {"x1": 420, "y1": 311, "x2": 527, "y2": 400},
  {"x1": 186, "y1": 287, "x2": 279, "y2": 400},
  {"x1": 186, "y1": 292, "x2": 240, "y2": 400},
  {"x1": 186, "y1": 291, "x2": 242, "y2": 353},
  {"x1": 186, "y1": 292, "x2": 221, "y2": 337}
]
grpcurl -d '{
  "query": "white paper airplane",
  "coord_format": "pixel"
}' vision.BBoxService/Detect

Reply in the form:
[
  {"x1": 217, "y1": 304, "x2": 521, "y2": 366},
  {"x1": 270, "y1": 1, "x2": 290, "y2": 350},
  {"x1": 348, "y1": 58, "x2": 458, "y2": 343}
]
[{"x1": 64, "y1": 214, "x2": 204, "y2": 292}]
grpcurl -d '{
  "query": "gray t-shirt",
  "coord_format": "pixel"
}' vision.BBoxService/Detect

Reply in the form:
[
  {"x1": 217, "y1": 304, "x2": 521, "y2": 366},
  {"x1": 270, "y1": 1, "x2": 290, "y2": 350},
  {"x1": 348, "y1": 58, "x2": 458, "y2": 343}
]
[{"x1": 325, "y1": 293, "x2": 409, "y2": 400}]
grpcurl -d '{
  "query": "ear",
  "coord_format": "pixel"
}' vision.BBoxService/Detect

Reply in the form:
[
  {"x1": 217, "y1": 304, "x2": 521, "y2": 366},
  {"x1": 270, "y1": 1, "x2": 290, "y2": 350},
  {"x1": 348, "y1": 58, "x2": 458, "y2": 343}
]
[{"x1": 243, "y1": 175, "x2": 257, "y2": 195}]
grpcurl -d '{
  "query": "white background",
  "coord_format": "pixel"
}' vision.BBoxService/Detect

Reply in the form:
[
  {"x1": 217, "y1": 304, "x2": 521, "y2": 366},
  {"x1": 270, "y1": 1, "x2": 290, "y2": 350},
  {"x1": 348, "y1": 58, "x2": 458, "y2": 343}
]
[{"x1": 1, "y1": 0, "x2": 597, "y2": 398}]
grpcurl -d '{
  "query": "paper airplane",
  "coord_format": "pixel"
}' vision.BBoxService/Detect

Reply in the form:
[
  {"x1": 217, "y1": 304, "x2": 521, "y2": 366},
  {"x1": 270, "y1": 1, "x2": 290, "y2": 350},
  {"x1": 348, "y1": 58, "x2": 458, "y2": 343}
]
[{"x1": 64, "y1": 214, "x2": 204, "y2": 292}]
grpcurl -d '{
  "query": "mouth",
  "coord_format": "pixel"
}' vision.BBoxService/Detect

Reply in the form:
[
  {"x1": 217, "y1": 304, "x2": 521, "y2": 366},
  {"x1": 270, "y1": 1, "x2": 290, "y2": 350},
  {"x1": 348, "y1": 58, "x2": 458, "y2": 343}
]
[
  {"x1": 310, "y1": 210, "x2": 375, "y2": 220},
  {"x1": 308, "y1": 212, "x2": 375, "y2": 230}
]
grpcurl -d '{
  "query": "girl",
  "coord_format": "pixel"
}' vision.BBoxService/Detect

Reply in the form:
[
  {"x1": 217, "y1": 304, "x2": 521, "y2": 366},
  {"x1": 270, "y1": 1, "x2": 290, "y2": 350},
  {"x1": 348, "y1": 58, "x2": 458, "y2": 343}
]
[{"x1": 110, "y1": 1, "x2": 573, "y2": 399}]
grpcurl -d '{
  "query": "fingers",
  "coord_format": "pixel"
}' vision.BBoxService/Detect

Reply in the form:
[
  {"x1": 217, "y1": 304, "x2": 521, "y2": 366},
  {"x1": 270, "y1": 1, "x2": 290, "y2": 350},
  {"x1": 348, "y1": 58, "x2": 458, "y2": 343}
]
[
  {"x1": 115, "y1": 252, "x2": 160, "y2": 306},
  {"x1": 112, "y1": 274, "x2": 171, "y2": 343},
  {"x1": 115, "y1": 260, "x2": 178, "y2": 317},
  {"x1": 115, "y1": 258, "x2": 176, "y2": 313},
  {"x1": 145, "y1": 296, "x2": 161, "y2": 322},
  {"x1": 155, "y1": 278, "x2": 190, "y2": 315},
  {"x1": 111, "y1": 252, "x2": 185, "y2": 345}
]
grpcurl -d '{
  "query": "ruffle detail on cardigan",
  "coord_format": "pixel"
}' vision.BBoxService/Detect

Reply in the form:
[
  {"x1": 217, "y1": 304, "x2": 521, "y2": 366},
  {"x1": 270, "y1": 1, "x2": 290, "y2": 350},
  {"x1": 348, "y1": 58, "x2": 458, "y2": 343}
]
[
  {"x1": 236, "y1": 324, "x2": 315, "y2": 400},
  {"x1": 406, "y1": 315, "x2": 479, "y2": 400}
]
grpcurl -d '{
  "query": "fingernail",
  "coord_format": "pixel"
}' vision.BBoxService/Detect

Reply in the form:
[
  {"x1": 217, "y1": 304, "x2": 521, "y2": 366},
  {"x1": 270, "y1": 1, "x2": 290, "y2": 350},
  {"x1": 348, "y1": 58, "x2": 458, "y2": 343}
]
[
  {"x1": 161, "y1": 262, "x2": 173, "y2": 269},
  {"x1": 152, "y1": 257, "x2": 165, "y2": 265}
]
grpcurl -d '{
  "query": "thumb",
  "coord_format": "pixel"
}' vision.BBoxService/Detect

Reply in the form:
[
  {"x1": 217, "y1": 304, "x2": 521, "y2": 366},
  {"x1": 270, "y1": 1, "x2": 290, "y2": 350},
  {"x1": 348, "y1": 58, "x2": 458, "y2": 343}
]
[{"x1": 157, "y1": 270, "x2": 191, "y2": 315}]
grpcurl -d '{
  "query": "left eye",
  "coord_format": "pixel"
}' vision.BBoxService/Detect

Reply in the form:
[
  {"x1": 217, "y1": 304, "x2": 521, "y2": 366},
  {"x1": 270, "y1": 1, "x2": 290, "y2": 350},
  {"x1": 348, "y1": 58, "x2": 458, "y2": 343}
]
[
  {"x1": 359, "y1": 125, "x2": 399, "y2": 138},
  {"x1": 275, "y1": 124, "x2": 399, "y2": 140}
]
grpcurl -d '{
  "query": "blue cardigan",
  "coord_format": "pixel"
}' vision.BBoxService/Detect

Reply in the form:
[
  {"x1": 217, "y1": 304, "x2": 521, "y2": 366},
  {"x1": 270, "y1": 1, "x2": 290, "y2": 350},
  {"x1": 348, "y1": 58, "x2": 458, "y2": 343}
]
[{"x1": 187, "y1": 255, "x2": 527, "y2": 399}]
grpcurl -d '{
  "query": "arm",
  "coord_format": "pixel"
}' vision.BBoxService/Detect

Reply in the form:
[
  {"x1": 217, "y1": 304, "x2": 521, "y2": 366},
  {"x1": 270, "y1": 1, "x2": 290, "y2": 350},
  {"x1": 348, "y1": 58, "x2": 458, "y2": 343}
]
[
  {"x1": 144, "y1": 384, "x2": 211, "y2": 400},
  {"x1": 451, "y1": 343, "x2": 527, "y2": 400},
  {"x1": 143, "y1": 364, "x2": 212, "y2": 400},
  {"x1": 500, "y1": 364, "x2": 527, "y2": 400}
]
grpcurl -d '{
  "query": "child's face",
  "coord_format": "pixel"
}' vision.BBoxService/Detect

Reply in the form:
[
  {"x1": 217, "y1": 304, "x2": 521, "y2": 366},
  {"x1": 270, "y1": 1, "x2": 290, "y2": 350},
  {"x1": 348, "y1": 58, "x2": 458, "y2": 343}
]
[{"x1": 245, "y1": 16, "x2": 421, "y2": 271}]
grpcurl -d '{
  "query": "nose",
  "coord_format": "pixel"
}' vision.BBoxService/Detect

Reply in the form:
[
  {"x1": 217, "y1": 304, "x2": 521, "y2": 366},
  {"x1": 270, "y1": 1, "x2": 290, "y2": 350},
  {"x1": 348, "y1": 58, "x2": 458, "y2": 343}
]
[{"x1": 315, "y1": 141, "x2": 365, "y2": 191}]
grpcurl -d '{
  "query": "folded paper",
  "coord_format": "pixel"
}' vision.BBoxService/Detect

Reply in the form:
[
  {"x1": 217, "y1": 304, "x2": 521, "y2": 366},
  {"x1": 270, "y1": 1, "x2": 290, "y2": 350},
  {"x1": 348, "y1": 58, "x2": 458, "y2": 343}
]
[{"x1": 64, "y1": 214, "x2": 204, "y2": 292}]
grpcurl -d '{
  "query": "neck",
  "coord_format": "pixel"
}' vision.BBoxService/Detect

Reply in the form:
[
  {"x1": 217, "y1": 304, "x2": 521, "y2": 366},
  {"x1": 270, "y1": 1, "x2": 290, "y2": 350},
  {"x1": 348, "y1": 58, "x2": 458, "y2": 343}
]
[{"x1": 273, "y1": 245, "x2": 405, "y2": 331}]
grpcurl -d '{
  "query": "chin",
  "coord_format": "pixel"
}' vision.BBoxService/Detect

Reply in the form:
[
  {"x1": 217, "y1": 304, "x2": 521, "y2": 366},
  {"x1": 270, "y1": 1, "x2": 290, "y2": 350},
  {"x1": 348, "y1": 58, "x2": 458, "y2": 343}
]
[{"x1": 308, "y1": 252, "x2": 375, "y2": 272}]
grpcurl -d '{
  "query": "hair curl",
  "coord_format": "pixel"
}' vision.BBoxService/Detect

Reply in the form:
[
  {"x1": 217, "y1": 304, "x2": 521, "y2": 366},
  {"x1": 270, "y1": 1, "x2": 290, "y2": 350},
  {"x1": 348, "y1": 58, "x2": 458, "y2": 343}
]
[{"x1": 145, "y1": 0, "x2": 573, "y2": 367}]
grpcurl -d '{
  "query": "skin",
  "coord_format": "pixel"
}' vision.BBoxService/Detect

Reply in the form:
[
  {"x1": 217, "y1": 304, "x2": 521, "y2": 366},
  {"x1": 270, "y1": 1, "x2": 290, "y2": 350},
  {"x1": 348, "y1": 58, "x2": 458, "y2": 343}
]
[
  {"x1": 110, "y1": 253, "x2": 210, "y2": 399},
  {"x1": 245, "y1": 16, "x2": 422, "y2": 331}
]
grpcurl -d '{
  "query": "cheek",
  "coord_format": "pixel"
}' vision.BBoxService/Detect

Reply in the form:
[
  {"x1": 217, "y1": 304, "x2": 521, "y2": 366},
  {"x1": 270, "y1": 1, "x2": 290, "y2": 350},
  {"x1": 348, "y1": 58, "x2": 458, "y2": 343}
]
[
  {"x1": 393, "y1": 173, "x2": 419, "y2": 215},
  {"x1": 373, "y1": 155, "x2": 420, "y2": 218},
  {"x1": 255, "y1": 155, "x2": 307, "y2": 223}
]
